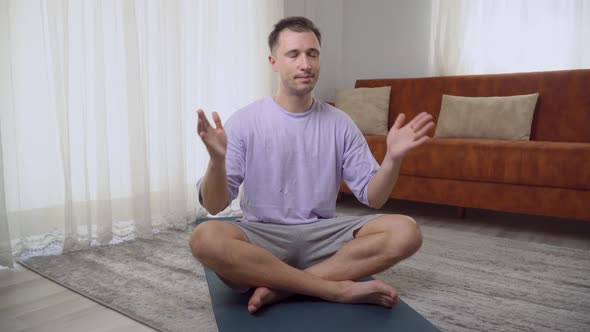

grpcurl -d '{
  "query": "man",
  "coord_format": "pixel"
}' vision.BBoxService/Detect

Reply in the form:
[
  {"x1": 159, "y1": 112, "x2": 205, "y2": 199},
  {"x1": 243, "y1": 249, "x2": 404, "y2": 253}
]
[{"x1": 191, "y1": 16, "x2": 434, "y2": 314}]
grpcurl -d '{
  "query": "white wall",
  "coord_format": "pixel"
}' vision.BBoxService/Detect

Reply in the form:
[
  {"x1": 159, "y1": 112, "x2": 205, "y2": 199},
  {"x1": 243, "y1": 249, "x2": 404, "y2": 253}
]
[{"x1": 284, "y1": 0, "x2": 434, "y2": 102}]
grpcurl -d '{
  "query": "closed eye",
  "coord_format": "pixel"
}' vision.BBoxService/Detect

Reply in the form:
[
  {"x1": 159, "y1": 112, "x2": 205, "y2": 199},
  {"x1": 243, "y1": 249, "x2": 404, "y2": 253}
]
[
  {"x1": 308, "y1": 50, "x2": 320, "y2": 58},
  {"x1": 286, "y1": 50, "x2": 299, "y2": 58}
]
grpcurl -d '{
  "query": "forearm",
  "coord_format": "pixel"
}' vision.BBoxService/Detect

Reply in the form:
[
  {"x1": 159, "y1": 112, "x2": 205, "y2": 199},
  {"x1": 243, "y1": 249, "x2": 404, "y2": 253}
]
[
  {"x1": 367, "y1": 153, "x2": 402, "y2": 209},
  {"x1": 200, "y1": 159, "x2": 230, "y2": 215}
]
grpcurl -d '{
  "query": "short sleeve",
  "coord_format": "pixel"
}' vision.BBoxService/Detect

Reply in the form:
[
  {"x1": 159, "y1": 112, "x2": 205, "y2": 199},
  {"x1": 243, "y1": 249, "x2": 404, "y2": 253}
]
[{"x1": 341, "y1": 117, "x2": 379, "y2": 207}]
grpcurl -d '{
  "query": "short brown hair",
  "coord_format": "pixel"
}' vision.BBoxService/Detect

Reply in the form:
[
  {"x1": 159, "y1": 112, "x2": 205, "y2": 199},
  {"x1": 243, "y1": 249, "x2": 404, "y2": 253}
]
[{"x1": 268, "y1": 16, "x2": 321, "y2": 53}]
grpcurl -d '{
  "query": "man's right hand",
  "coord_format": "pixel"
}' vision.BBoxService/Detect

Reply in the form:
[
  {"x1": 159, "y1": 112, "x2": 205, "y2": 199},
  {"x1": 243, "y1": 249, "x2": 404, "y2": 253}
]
[{"x1": 197, "y1": 109, "x2": 227, "y2": 162}]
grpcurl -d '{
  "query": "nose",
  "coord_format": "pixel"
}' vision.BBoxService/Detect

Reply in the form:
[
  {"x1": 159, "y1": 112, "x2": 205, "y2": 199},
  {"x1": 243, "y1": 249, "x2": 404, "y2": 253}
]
[{"x1": 299, "y1": 55, "x2": 311, "y2": 71}]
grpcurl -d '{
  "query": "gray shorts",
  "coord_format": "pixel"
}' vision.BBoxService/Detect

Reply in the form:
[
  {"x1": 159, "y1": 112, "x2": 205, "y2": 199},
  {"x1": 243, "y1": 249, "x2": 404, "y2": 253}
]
[{"x1": 219, "y1": 214, "x2": 383, "y2": 291}]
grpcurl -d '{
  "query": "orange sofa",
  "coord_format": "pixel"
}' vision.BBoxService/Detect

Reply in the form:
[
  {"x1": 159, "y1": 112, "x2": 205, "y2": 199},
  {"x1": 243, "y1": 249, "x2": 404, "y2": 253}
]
[{"x1": 339, "y1": 69, "x2": 590, "y2": 221}]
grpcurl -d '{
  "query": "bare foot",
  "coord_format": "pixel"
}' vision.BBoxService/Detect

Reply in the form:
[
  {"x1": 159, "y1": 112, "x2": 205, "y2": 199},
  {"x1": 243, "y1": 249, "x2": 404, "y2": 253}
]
[
  {"x1": 248, "y1": 287, "x2": 293, "y2": 314},
  {"x1": 247, "y1": 280, "x2": 399, "y2": 313},
  {"x1": 334, "y1": 280, "x2": 399, "y2": 308}
]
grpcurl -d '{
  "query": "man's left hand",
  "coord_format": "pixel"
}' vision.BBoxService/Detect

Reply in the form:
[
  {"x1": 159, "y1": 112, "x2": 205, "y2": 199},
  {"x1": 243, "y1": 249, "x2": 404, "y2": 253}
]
[{"x1": 386, "y1": 112, "x2": 435, "y2": 162}]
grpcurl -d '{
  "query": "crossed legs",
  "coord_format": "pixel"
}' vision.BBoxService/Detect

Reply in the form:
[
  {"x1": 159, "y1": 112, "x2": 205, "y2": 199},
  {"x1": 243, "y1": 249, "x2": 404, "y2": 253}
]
[{"x1": 189, "y1": 214, "x2": 422, "y2": 313}]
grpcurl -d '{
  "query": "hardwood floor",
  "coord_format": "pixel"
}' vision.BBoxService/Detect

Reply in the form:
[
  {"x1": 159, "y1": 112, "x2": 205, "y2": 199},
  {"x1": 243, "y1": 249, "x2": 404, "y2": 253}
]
[
  {"x1": 1, "y1": 197, "x2": 588, "y2": 331},
  {"x1": 0, "y1": 264, "x2": 155, "y2": 331}
]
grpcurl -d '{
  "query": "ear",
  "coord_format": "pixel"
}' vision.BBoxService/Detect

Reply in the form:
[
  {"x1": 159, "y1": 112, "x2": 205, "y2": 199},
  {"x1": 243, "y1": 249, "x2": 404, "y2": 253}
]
[{"x1": 268, "y1": 54, "x2": 278, "y2": 72}]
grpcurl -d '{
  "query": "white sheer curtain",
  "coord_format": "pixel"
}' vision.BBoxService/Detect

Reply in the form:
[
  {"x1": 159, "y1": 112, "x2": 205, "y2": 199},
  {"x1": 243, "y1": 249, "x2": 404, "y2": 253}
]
[
  {"x1": 0, "y1": 0, "x2": 283, "y2": 268},
  {"x1": 431, "y1": 0, "x2": 590, "y2": 76}
]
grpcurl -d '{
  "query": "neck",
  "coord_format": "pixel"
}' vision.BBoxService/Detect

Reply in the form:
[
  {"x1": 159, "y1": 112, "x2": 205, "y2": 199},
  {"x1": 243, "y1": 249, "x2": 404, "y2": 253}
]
[{"x1": 273, "y1": 90, "x2": 314, "y2": 113}]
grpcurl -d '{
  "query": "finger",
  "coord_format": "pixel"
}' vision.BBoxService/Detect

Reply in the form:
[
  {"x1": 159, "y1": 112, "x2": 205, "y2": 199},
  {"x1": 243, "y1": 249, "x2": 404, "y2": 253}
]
[
  {"x1": 412, "y1": 135, "x2": 430, "y2": 148},
  {"x1": 412, "y1": 113, "x2": 434, "y2": 131},
  {"x1": 407, "y1": 112, "x2": 429, "y2": 129},
  {"x1": 212, "y1": 111, "x2": 223, "y2": 130},
  {"x1": 198, "y1": 121, "x2": 207, "y2": 141},
  {"x1": 197, "y1": 110, "x2": 205, "y2": 133},
  {"x1": 415, "y1": 121, "x2": 435, "y2": 137},
  {"x1": 393, "y1": 113, "x2": 406, "y2": 129},
  {"x1": 197, "y1": 109, "x2": 212, "y2": 129}
]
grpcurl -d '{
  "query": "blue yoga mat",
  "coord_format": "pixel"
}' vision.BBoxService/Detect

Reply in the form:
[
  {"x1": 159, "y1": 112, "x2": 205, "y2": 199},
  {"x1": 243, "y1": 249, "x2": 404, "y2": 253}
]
[{"x1": 204, "y1": 267, "x2": 439, "y2": 332}]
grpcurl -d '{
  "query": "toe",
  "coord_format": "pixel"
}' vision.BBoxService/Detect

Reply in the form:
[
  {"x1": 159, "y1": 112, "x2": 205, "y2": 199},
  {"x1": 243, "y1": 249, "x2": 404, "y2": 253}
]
[
  {"x1": 247, "y1": 299, "x2": 261, "y2": 314},
  {"x1": 247, "y1": 296, "x2": 260, "y2": 312}
]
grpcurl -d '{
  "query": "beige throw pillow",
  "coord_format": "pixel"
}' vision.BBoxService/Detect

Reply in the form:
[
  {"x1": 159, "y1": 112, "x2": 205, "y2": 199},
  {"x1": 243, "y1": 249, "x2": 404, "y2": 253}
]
[
  {"x1": 335, "y1": 86, "x2": 391, "y2": 135},
  {"x1": 434, "y1": 93, "x2": 539, "y2": 140}
]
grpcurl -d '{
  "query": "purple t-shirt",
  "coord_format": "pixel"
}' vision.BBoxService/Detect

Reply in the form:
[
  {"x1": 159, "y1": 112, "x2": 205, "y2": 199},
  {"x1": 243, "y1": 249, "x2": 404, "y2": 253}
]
[{"x1": 197, "y1": 97, "x2": 379, "y2": 225}]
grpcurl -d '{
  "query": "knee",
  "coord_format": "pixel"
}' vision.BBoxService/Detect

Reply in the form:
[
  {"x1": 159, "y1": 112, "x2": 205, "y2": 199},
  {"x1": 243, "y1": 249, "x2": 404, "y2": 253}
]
[
  {"x1": 405, "y1": 216, "x2": 423, "y2": 255},
  {"x1": 385, "y1": 215, "x2": 423, "y2": 261},
  {"x1": 189, "y1": 221, "x2": 220, "y2": 261}
]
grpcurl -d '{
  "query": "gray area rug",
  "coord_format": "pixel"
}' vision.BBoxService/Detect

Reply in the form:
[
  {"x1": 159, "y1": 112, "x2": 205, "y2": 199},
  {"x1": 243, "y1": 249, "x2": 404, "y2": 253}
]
[{"x1": 20, "y1": 222, "x2": 590, "y2": 332}]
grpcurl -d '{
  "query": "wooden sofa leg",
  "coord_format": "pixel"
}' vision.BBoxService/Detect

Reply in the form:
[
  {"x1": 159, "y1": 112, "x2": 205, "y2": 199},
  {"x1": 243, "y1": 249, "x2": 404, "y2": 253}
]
[{"x1": 456, "y1": 207, "x2": 466, "y2": 219}]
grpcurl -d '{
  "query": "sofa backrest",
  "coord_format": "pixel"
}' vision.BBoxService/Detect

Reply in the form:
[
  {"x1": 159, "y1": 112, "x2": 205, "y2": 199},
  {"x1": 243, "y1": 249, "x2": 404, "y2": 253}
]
[{"x1": 355, "y1": 69, "x2": 590, "y2": 143}]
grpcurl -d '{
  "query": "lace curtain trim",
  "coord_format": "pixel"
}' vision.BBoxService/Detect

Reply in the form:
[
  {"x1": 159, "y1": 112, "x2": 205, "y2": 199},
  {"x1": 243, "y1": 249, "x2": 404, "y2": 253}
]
[{"x1": 16, "y1": 212, "x2": 199, "y2": 261}]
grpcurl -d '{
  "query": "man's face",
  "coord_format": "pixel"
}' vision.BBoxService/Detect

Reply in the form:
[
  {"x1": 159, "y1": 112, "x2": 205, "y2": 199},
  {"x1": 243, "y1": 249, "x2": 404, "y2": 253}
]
[{"x1": 269, "y1": 29, "x2": 320, "y2": 97}]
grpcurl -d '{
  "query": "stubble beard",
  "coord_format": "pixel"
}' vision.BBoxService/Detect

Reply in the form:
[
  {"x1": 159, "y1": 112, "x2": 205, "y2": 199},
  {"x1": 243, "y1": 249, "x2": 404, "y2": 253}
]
[{"x1": 284, "y1": 77, "x2": 317, "y2": 97}]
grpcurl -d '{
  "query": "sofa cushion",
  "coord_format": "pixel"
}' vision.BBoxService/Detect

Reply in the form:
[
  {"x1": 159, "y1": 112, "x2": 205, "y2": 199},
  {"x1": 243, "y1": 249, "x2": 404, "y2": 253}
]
[
  {"x1": 365, "y1": 136, "x2": 590, "y2": 190},
  {"x1": 335, "y1": 86, "x2": 391, "y2": 135},
  {"x1": 355, "y1": 69, "x2": 590, "y2": 143},
  {"x1": 434, "y1": 94, "x2": 539, "y2": 140}
]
